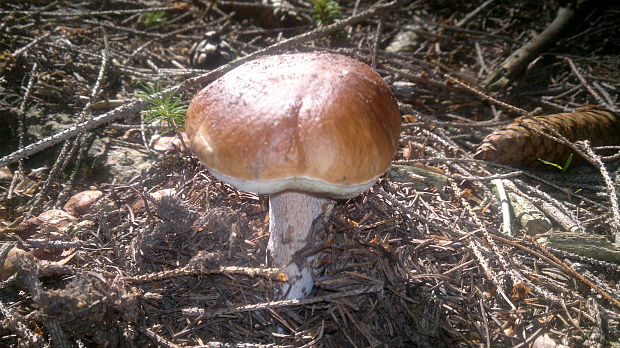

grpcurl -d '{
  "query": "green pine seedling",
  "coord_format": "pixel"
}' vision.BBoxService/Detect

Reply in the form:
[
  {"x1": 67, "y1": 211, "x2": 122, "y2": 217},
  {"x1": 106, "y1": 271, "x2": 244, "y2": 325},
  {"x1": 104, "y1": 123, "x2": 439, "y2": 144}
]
[
  {"x1": 312, "y1": 0, "x2": 341, "y2": 26},
  {"x1": 140, "y1": 11, "x2": 167, "y2": 28},
  {"x1": 137, "y1": 82, "x2": 187, "y2": 131},
  {"x1": 538, "y1": 153, "x2": 574, "y2": 174}
]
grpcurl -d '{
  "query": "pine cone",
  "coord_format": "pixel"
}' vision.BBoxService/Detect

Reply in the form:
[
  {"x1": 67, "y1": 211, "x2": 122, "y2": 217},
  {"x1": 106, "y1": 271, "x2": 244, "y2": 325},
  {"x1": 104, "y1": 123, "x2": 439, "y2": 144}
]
[{"x1": 474, "y1": 107, "x2": 620, "y2": 167}]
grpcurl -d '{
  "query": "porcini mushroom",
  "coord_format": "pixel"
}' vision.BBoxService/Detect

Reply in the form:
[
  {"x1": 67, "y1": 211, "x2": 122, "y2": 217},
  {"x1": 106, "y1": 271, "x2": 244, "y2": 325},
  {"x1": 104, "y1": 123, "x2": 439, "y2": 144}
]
[{"x1": 186, "y1": 52, "x2": 401, "y2": 299}]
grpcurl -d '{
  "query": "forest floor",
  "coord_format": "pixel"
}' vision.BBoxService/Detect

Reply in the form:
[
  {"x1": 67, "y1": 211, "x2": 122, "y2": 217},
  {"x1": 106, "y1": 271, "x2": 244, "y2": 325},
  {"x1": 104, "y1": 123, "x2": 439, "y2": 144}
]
[{"x1": 0, "y1": 0, "x2": 619, "y2": 347}]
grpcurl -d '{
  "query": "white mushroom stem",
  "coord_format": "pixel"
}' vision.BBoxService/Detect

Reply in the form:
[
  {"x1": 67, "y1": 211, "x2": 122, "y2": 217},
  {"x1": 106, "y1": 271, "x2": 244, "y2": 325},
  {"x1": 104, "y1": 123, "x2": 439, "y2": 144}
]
[{"x1": 267, "y1": 190, "x2": 335, "y2": 299}]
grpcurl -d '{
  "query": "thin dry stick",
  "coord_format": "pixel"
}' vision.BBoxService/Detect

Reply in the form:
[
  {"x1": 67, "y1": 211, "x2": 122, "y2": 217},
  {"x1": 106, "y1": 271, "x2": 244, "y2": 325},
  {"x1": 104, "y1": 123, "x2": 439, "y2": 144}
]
[
  {"x1": 455, "y1": 0, "x2": 496, "y2": 27},
  {"x1": 183, "y1": 285, "x2": 383, "y2": 318},
  {"x1": 194, "y1": 342, "x2": 289, "y2": 348},
  {"x1": 124, "y1": 266, "x2": 286, "y2": 283},
  {"x1": 475, "y1": 41, "x2": 490, "y2": 75},
  {"x1": 453, "y1": 179, "x2": 561, "y2": 304},
  {"x1": 467, "y1": 239, "x2": 516, "y2": 309},
  {"x1": 523, "y1": 235, "x2": 620, "y2": 310},
  {"x1": 479, "y1": 298, "x2": 491, "y2": 348},
  {"x1": 483, "y1": 4, "x2": 576, "y2": 90},
  {"x1": 1, "y1": 6, "x2": 178, "y2": 16},
  {"x1": 7, "y1": 62, "x2": 38, "y2": 200},
  {"x1": 490, "y1": 234, "x2": 562, "y2": 269},
  {"x1": 492, "y1": 179, "x2": 512, "y2": 235},
  {"x1": 138, "y1": 100, "x2": 154, "y2": 154},
  {"x1": 581, "y1": 144, "x2": 620, "y2": 243},
  {"x1": 140, "y1": 327, "x2": 183, "y2": 348},
  {"x1": 16, "y1": 64, "x2": 37, "y2": 175},
  {"x1": 452, "y1": 171, "x2": 523, "y2": 181},
  {"x1": 0, "y1": 0, "x2": 400, "y2": 169},
  {"x1": 591, "y1": 80, "x2": 616, "y2": 110},
  {"x1": 347, "y1": 0, "x2": 363, "y2": 37},
  {"x1": 444, "y1": 74, "x2": 529, "y2": 115},
  {"x1": 54, "y1": 135, "x2": 92, "y2": 209},
  {"x1": 29, "y1": 35, "x2": 110, "y2": 215},
  {"x1": 564, "y1": 57, "x2": 614, "y2": 111},
  {"x1": 15, "y1": 253, "x2": 74, "y2": 348},
  {"x1": 0, "y1": 300, "x2": 46, "y2": 348},
  {"x1": 371, "y1": 19, "x2": 383, "y2": 69},
  {"x1": 12, "y1": 32, "x2": 51, "y2": 57},
  {"x1": 27, "y1": 140, "x2": 72, "y2": 215}
]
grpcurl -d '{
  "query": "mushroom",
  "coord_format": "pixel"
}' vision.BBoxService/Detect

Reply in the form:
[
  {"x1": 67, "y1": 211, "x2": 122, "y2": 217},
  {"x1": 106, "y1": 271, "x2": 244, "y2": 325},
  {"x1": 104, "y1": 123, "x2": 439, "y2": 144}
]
[{"x1": 186, "y1": 52, "x2": 401, "y2": 299}]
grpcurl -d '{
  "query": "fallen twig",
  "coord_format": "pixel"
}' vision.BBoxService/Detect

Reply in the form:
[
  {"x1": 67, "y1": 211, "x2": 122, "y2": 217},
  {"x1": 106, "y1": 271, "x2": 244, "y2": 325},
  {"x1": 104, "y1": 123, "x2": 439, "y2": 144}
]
[
  {"x1": 455, "y1": 0, "x2": 496, "y2": 27},
  {"x1": 445, "y1": 74, "x2": 529, "y2": 115},
  {"x1": 7, "y1": 62, "x2": 37, "y2": 200},
  {"x1": 140, "y1": 327, "x2": 183, "y2": 348},
  {"x1": 182, "y1": 285, "x2": 383, "y2": 318},
  {"x1": 492, "y1": 179, "x2": 512, "y2": 235},
  {"x1": 580, "y1": 143, "x2": 620, "y2": 243},
  {"x1": 565, "y1": 57, "x2": 615, "y2": 111},
  {"x1": 0, "y1": 301, "x2": 46, "y2": 348},
  {"x1": 484, "y1": 4, "x2": 576, "y2": 90},
  {"x1": 124, "y1": 266, "x2": 286, "y2": 283},
  {"x1": 523, "y1": 235, "x2": 620, "y2": 310}
]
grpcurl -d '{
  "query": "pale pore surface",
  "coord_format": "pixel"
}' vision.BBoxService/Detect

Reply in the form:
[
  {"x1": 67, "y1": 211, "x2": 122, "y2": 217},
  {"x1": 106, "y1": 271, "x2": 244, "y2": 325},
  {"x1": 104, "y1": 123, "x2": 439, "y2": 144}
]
[
  {"x1": 206, "y1": 166, "x2": 377, "y2": 199},
  {"x1": 267, "y1": 191, "x2": 335, "y2": 299}
]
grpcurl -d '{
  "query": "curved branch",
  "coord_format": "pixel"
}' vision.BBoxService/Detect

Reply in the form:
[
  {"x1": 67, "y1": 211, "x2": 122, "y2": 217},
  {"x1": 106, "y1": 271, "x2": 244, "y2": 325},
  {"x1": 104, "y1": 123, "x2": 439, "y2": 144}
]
[{"x1": 484, "y1": 4, "x2": 576, "y2": 91}]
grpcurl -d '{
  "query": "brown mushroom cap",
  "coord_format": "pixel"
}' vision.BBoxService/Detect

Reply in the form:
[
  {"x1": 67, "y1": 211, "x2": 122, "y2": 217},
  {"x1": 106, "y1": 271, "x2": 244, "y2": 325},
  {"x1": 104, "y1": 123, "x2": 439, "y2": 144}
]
[{"x1": 186, "y1": 52, "x2": 401, "y2": 198}]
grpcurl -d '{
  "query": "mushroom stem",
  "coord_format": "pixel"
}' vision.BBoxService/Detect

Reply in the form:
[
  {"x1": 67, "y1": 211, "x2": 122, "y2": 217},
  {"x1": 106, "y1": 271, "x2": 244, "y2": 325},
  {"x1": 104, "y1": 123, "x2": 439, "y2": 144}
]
[{"x1": 267, "y1": 190, "x2": 334, "y2": 299}]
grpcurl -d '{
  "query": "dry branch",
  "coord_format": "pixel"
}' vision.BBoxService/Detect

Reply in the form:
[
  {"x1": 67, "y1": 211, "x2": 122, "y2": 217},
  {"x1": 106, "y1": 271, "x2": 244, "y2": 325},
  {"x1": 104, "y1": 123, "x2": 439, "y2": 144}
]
[
  {"x1": 537, "y1": 232, "x2": 620, "y2": 264},
  {"x1": 501, "y1": 180, "x2": 552, "y2": 235},
  {"x1": 524, "y1": 235, "x2": 620, "y2": 310},
  {"x1": 455, "y1": 0, "x2": 496, "y2": 27},
  {"x1": 484, "y1": 4, "x2": 576, "y2": 90},
  {"x1": 182, "y1": 285, "x2": 383, "y2": 318},
  {"x1": 124, "y1": 266, "x2": 286, "y2": 283}
]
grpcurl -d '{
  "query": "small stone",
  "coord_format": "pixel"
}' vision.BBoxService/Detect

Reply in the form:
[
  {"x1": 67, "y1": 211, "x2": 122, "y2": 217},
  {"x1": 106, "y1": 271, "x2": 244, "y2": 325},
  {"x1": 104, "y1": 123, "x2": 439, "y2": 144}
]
[
  {"x1": 6, "y1": 209, "x2": 77, "y2": 240},
  {"x1": 63, "y1": 190, "x2": 104, "y2": 216},
  {"x1": 152, "y1": 133, "x2": 189, "y2": 153},
  {"x1": 0, "y1": 247, "x2": 33, "y2": 281},
  {"x1": 152, "y1": 136, "x2": 177, "y2": 152},
  {"x1": 131, "y1": 188, "x2": 176, "y2": 211},
  {"x1": 89, "y1": 137, "x2": 152, "y2": 182}
]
